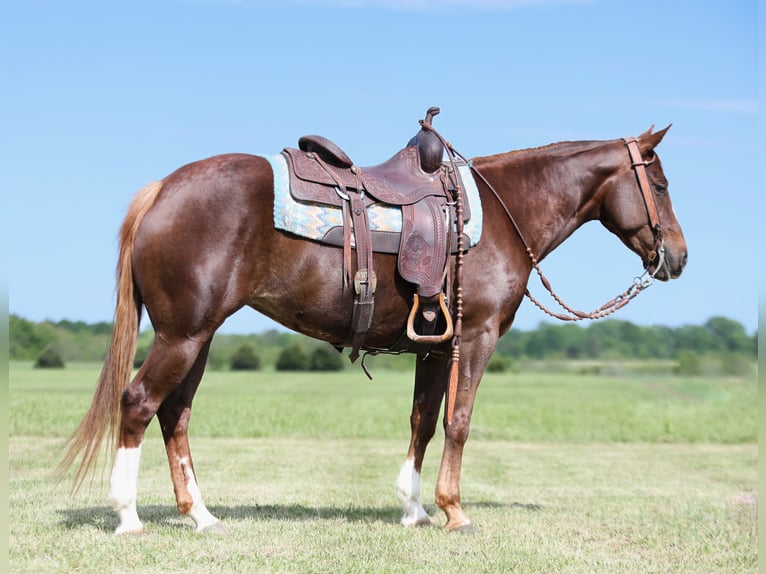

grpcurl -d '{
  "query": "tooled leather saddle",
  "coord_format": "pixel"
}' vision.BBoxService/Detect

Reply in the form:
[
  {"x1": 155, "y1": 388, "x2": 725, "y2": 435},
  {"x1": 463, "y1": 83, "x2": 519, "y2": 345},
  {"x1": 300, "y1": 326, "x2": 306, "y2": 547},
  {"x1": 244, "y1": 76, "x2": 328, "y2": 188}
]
[{"x1": 281, "y1": 107, "x2": 471, "y2": 360}]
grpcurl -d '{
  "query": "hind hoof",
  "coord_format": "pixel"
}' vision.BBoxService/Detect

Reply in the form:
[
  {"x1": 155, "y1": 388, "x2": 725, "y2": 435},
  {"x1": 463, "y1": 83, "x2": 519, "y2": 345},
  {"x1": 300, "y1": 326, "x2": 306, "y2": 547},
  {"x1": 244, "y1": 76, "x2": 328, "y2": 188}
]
[{"x1": 446, "y1": 520, "x2": 474, "y2": 533}]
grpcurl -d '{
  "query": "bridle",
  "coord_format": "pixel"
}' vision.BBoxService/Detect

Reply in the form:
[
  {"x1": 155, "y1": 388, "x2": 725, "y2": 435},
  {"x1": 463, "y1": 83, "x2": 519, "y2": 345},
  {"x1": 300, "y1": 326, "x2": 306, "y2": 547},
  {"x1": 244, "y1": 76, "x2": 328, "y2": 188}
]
[
  {"x1": 466, "y1": 136, "x2": 668, "y2": 322},
  {"x1": 623, "y1": 137, "x2": 668, "y2": 281}
]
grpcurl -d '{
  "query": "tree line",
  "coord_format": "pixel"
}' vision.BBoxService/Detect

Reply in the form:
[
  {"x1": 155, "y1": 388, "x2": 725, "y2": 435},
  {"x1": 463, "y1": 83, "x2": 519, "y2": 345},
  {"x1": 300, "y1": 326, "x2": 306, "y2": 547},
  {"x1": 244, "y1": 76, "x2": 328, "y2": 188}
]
[{"x1": 9, "y1": 313, "x2": 756, "y2": 374}]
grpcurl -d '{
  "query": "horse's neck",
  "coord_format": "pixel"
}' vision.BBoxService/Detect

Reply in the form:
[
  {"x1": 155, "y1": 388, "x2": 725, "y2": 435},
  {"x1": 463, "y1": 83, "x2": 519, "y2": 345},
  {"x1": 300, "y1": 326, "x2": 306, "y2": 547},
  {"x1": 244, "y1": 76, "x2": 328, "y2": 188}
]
[{"x1": 476, "y1": 141, "x2": 613, "y2": 261}]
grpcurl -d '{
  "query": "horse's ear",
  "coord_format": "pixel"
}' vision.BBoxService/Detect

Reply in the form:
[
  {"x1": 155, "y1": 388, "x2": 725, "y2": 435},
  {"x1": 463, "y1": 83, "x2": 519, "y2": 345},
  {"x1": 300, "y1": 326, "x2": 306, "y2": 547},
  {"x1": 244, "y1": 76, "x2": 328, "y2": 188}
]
[
  {"x1": 639, "y1": 123, "x2": 671, "y2": 152},
  {"x1": 638, "y1": 125, "x2": 655, "y2": 138}
]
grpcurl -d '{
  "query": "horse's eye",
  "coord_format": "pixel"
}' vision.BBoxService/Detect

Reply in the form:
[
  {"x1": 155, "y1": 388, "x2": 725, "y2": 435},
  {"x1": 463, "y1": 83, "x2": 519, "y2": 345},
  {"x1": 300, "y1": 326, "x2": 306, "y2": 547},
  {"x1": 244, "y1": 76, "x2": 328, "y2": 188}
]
[{"x1": 653, "y1": 183, "x2": 667, "y2": 194}]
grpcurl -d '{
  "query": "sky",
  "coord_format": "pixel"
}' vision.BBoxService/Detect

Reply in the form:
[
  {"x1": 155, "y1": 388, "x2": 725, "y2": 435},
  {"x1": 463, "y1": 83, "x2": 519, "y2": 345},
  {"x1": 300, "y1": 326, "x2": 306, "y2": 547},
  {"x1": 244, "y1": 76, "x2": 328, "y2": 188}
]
[{"x1": 3, "y1": 0, "x2": 760, "y2": 336}]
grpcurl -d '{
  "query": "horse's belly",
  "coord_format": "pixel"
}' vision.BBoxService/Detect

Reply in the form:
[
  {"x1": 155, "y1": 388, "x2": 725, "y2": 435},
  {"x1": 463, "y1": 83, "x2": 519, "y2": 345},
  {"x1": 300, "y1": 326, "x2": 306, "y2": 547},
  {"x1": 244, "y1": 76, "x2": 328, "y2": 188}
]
[{"x1": 247, "y1": 248, "x2": 411, "y2": 348}]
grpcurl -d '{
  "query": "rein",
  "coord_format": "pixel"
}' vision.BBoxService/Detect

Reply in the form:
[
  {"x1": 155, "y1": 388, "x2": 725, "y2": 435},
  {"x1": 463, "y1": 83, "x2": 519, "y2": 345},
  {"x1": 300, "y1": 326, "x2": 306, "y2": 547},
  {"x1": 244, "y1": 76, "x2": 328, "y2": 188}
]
[{"x1": 467, "y1": 137, "x2": 666, "y2": 322}]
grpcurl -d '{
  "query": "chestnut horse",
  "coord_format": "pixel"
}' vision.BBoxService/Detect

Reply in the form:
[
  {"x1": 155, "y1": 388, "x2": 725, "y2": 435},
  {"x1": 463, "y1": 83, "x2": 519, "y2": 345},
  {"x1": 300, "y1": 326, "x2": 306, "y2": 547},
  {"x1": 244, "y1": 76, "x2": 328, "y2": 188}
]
[{"x1": 62, "y1": 125, "x2": 687, "y2": 534}]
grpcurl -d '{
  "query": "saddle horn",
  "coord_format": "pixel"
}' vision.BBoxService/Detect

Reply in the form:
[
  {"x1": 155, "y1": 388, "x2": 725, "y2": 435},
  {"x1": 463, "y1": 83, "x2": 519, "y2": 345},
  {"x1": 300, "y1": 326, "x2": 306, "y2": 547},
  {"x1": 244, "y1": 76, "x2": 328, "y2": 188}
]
[
  {"x1": 408, "y1": 106, "x2": 444, "y2": 173},
  {"x1": 424, "y1": 106, "x2": 440, "y2": 125}
]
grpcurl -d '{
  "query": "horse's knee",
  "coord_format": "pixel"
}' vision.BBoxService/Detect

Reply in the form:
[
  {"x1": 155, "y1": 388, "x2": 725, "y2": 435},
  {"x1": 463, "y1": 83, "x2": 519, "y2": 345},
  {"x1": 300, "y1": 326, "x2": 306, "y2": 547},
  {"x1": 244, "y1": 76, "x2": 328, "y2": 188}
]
[{"x1": 444, "y1": 414, "x2": 471, "y2": 444}]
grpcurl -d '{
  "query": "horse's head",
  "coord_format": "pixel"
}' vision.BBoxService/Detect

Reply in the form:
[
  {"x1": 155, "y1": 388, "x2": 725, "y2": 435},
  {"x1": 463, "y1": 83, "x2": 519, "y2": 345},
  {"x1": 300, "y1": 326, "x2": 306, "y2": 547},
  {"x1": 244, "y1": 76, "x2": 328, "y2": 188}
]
[{"x1": 599, "y1": 125, "x2": 687, "y2": 281}]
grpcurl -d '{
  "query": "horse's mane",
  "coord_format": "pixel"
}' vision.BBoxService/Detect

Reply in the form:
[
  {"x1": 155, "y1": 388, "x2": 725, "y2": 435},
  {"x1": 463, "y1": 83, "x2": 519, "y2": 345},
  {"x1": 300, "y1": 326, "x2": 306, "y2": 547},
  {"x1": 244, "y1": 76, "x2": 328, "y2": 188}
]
[{"x1": 473, "y1": 139, "x2": 609, "y2": 166}]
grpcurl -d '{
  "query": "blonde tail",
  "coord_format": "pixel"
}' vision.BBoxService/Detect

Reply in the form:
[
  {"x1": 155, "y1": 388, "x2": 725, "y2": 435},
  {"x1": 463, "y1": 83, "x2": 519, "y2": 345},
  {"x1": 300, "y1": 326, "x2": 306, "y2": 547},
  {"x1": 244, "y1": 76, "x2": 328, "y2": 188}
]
[{"x1": 58, "y1": 181, "x2": 164, "y2": 490}]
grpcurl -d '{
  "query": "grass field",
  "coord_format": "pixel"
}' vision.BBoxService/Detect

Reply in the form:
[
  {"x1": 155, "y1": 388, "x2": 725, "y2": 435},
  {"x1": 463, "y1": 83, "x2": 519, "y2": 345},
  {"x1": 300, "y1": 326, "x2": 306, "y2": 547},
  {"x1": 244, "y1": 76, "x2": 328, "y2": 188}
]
[{"x1": 9, "y1": 362, "x2": 758, "y2": 573}]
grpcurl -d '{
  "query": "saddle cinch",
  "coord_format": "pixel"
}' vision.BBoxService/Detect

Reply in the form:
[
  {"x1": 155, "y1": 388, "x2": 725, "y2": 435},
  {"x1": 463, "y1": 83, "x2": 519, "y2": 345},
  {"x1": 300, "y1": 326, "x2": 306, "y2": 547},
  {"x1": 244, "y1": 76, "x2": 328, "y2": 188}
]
[{"x1": 281, "y1": 107, "x2": 473, "y2": 361}]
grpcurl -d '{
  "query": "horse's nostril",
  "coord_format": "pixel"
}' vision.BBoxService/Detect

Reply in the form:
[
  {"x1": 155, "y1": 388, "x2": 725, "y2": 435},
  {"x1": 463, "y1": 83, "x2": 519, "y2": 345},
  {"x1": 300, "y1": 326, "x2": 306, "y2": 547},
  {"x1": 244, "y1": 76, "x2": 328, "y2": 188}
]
[{"x1": 681, "y1": 252, "x2": 688, "y2": 268}]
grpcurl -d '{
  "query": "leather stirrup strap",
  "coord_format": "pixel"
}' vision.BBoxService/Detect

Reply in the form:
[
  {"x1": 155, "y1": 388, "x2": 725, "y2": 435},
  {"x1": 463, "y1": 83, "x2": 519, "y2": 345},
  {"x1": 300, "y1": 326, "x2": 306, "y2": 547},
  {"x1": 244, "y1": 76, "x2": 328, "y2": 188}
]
[
  {"x1": 347, "y1": 192, "x2": 376, "y2": 362},
  {"x1": 305, "y1": 152, "x2": 377, "y2": 359}
]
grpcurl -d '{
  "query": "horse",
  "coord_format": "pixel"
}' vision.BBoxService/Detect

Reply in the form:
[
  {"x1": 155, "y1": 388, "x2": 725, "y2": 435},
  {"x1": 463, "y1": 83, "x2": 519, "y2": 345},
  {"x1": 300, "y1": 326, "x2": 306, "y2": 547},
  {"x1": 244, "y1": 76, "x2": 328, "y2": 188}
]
[{"x1": 61, "y1": 122, "x2": 687, "y2": 535}]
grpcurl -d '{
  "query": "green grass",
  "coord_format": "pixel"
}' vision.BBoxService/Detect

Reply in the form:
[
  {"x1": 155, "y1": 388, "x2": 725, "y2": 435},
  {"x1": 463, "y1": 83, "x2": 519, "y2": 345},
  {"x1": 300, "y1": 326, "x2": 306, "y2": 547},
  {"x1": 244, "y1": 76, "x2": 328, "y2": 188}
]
[
  {"x1": 10, "y1": 362, "x2": 756, "y2": 443},
  {"x1": 9, "y1": 363, "x2": 758, "y2": 573}
]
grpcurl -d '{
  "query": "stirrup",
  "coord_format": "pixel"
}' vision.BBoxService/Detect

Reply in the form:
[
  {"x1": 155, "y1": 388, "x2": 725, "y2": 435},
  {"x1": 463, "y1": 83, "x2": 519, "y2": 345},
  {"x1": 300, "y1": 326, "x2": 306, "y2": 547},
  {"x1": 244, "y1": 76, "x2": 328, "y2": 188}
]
[{"x1": 406, "y1": 293, "x2": 453, "y2": 344}]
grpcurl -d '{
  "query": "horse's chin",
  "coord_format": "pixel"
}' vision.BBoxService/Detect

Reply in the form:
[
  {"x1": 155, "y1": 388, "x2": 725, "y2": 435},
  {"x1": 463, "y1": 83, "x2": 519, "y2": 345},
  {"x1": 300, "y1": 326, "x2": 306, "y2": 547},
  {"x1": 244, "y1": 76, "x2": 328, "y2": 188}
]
[
  {"x1": 651, "y1": 268, "x2": 671, "y2": 282},
  {"x1": 644, "y1": 261, "x2": 679, "y2": 282}
]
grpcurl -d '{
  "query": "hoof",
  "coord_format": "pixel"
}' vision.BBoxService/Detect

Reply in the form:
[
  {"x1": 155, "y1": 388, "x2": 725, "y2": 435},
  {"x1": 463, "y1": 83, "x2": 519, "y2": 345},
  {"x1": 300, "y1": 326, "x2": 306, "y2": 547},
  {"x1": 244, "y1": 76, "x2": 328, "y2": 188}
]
[
  {"x1": 197, "y1": 521, "x2": 227, "y2": 535},
  {"x1": 446, "y1": 521, "x2": 474, "y2": 533},
  {"x1": 400, "y1": 510, "x2": 433, "y2": 527},
  {"x1": 114, "y1": 526, "x2": 144, "y2": 536}
]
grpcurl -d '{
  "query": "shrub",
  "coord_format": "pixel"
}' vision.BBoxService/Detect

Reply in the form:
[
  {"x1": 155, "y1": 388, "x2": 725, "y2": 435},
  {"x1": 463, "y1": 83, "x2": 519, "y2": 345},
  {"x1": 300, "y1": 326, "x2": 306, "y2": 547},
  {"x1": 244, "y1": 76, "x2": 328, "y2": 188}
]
[
  {"x1": 230, "y1": 344, "x2": 262, "y2": 371},
  {"x1": 486, "y1": 355, "x2": 509, "y2": 373},
  {"x1": 309, "y1": 346, "x2": 344, "y2": 371},
  {"x1": 34, "y1": 347, "x2": 65, "y2": 369},
  {"x1": 675, "y1": 350, "x2": 701, "y2": 376},
  {"x1": 719, "y1": 352, "x2": 754, "y2": 377},
  {"x1": 276, "y1": 344, "x2": 308, "y2": 371}
]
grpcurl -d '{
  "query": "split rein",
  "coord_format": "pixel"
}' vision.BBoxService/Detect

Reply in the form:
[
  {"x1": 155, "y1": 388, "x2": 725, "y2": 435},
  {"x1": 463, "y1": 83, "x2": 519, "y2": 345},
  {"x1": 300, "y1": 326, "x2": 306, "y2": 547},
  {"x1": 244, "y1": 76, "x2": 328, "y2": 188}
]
[{"x1": 461, "y1": 137, "x2": 668, "y2": 322}]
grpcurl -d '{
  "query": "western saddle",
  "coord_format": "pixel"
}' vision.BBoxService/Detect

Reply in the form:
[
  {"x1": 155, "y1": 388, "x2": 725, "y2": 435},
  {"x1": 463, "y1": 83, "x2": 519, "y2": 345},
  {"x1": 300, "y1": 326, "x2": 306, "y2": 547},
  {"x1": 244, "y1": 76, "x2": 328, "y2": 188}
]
[{"x1": 281, "y1": 107, "x2": 470, "y2": 361}]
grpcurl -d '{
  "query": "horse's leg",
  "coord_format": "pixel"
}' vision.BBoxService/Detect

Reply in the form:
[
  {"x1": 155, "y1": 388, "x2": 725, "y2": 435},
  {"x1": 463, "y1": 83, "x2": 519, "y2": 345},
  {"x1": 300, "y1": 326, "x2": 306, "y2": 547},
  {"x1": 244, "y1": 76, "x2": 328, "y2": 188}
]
[
  {"x1": 156, "y1": 339, "x2": 223, "y2": 533},
  {"x1": 434, "y1": 334, "x2": 495, "y2": 531},
  {"x1": 396, "y1": 357, "x2": 448, "y2": 526},
  {"x1": 109, "y1": 333, "x2": 212, "y2": 535}
]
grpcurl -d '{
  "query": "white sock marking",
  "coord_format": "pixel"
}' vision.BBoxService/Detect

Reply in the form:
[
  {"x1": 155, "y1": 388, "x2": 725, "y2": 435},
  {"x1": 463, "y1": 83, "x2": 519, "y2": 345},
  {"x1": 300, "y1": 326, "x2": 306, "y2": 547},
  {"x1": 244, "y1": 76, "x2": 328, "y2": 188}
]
[
  {"x1": 178, "y1": 457, "x2": 220, "y2": 531},
  {"x1": 109, "y1": 446, "x2": 144, "y2": 534},
  {"x1": 396, "y1": 458, "x2": 431, "y2": 526}
]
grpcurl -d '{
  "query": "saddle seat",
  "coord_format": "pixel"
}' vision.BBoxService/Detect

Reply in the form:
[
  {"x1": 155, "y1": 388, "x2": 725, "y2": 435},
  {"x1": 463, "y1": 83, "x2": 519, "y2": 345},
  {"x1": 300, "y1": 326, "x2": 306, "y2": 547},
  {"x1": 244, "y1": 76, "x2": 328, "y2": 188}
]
[{"x1": 291, "y1": 138, "x2": 446, "y2": 206}]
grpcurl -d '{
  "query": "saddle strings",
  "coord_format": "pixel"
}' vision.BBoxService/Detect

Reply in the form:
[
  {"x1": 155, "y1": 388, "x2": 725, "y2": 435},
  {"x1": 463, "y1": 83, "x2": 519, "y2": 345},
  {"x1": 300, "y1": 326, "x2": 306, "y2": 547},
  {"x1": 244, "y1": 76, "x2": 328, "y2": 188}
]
[{"x1": 418, "y1": 120, "x2": 465, "y2": 425}]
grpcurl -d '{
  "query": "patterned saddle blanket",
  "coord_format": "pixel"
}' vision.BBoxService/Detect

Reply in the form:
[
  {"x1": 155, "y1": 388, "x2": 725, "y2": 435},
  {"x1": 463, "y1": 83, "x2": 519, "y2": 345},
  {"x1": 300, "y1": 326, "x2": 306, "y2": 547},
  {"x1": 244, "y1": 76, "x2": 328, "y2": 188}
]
[{"x1": 267, "y1": 153, "x2": 483, "y2": 250}]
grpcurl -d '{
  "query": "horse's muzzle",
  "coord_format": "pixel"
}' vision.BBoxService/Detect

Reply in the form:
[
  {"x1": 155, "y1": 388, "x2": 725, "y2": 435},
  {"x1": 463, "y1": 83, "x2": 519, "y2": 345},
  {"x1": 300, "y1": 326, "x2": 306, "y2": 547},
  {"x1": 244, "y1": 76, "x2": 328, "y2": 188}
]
[{"x1": 648, "y1": 248, "x2": 687, "y2": 281}]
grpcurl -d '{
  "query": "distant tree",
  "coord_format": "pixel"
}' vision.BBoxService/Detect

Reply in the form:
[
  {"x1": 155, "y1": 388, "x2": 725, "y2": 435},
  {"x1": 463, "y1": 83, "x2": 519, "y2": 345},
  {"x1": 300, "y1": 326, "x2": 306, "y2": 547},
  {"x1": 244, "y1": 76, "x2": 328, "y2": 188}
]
[
  {"x1": 704, "y1": 317, "x2": 752, "y2": 354},
  {"x1": 309, "y1": 346, "x2": 344, "y2": 371},
  {"x1": 495, "y1": 327, "x2": 528, "y2": 358},
  {"x1": 641, "y1": 325, "x2": 677, "y2": 359},
  {"x1": 10, "y1": 315, "x2": 55, "y2": 360},
  {"x1": 524, "y1": 323, "x2": 558, "y2": 358},
  {"x1": 34, "y1": 347, "x2": 65, "y2": 368},
  {"x1": 230, "y1": 344, "x2": 262, "y2": 370},
  {"x1": 276, "y1": 343, "x2": 308, "y2": 371},
  {"x1": 674, "y1": 324, "x2": 719, "y2": 354},
  {"x1": 559, "y1": 323, "x2": 588, "y2": 359},
  {"x1": 90, "y1": 321, "x2": 114, "y2": 336}
]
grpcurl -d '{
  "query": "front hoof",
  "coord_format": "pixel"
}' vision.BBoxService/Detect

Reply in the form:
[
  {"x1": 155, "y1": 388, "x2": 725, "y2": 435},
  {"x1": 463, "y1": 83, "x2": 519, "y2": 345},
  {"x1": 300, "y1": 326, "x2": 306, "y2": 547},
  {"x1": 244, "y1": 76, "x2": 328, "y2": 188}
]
[
  {"x1": 197, "y1": 521, "x2": 227, "y2": 535},
  {"x1": 400, "y1": 507, "x2": 433, "y2": 527}
]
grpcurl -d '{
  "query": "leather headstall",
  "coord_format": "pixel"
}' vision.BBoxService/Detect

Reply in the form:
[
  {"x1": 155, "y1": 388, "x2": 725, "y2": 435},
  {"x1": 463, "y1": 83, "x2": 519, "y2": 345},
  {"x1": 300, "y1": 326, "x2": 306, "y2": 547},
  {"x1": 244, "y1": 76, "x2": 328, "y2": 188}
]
[{"x1": 623, "y1": 138, "x2": 663, "y2": 247}]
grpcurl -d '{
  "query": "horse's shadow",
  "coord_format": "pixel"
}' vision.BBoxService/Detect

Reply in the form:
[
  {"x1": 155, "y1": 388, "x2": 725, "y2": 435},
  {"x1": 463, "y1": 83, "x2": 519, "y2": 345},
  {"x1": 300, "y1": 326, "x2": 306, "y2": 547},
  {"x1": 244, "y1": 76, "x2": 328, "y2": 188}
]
[{"x1": 58, "y1": 500, "x2": 544, "y2": 533}]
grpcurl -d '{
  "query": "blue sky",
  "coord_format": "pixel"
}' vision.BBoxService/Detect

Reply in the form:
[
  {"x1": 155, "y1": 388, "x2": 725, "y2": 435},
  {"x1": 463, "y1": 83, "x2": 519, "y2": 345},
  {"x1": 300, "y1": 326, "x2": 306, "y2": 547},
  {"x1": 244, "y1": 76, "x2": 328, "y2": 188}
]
[{"x1": 3, "y1": 0, "x2": 759, "y2": 335}]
